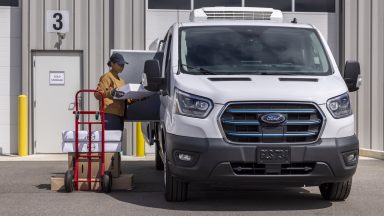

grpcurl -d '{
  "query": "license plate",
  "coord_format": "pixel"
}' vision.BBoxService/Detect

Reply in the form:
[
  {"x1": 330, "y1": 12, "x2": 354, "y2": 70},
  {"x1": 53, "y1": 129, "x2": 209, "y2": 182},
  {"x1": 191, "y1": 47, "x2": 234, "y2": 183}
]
[{"x1": 257, "y1": 147, "x2": 290, "y2": 164}]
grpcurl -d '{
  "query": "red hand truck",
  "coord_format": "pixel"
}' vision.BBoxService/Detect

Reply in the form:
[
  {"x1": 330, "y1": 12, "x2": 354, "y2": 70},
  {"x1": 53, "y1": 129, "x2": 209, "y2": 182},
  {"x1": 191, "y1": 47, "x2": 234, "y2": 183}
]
[{"x1": 64, "y1": 89, "x2": 112, "y2": 193}]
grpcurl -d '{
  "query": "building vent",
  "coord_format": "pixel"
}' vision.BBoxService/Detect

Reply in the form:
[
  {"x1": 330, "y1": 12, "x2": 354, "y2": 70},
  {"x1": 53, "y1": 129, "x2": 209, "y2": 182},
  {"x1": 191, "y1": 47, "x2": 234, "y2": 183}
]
[{"x1": 190, "y1": 7, "x2": 283, "y2": 22}]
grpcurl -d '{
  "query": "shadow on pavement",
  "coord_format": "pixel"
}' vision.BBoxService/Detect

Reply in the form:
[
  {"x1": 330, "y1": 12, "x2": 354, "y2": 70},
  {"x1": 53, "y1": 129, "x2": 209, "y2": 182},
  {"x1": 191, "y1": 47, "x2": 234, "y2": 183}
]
[
  {"x1": 107, "y1": 161, "x2": 332, "y2": 211},
  {"x1": 36, "y1": 184, "x2": 51, "y2": 190}
]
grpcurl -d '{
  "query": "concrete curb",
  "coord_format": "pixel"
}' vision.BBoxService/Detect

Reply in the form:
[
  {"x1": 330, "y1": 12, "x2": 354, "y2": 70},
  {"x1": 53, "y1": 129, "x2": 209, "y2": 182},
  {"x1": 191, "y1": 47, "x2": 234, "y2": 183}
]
[
  {"x1": 0, "y1": 153, "x2": 377, "y2": 162},
  {"x1": 0, "y1": 154, "x2": 155, "y2": 162},
  {"x1": 360, "y1": 148, "x2": 384, "y2": 160}
]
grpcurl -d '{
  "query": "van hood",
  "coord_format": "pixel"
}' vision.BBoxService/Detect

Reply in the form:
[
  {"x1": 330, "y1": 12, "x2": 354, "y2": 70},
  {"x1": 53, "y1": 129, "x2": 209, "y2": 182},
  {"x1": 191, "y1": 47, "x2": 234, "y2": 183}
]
[{"x1": 174, "y1": 74, "x2": 348, "y2": 105}]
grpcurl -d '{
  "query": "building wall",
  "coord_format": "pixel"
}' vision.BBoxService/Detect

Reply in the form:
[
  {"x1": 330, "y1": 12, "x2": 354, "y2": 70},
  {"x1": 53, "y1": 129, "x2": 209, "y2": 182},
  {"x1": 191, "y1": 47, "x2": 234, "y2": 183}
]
[
  {"x1": 9, "y1": 0, "x2": 383, "y2": 154},
  {"x1": 0, "y1": 4, "x2": 21, "y2": 154},
  {"x1": 343, "y1": 0, "x2": 384, "y2": 151},
  {"x1": 21, "y1": 0, "x2": 145, "y2": 154}
]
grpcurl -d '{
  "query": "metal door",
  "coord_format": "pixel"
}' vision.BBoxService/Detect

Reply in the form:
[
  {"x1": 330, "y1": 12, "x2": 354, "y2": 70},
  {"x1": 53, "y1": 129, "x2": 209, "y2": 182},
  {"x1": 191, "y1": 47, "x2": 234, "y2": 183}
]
[{"x1": 33, "y1": 52, "x2": 82, "y2": 153}]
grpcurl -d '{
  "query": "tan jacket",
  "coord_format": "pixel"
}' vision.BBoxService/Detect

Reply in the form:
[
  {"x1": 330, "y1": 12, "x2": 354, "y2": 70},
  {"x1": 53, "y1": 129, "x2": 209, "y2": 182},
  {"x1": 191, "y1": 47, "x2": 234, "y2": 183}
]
[{"x1": 95, "y1": 71, "x2": 126, "y2": 117}]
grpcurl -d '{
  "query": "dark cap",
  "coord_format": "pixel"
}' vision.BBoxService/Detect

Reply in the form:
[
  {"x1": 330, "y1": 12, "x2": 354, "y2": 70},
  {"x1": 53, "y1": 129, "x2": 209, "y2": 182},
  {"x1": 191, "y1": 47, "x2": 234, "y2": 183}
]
[{"x1": 110, "y1": 53, "x2": 128, "y2": 65}]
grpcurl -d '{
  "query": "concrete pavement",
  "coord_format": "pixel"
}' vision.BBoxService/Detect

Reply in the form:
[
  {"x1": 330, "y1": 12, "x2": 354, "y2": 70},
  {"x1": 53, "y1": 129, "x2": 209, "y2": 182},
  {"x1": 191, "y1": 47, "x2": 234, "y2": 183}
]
[{"x1": 0, "y1": 156, "x2": 383, "y2": 216}]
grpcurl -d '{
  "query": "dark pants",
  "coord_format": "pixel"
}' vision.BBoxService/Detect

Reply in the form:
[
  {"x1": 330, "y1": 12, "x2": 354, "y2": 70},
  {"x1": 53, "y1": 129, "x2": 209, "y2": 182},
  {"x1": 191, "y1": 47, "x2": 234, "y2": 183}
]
[{"x1": 105, "y1": 113, "x2": 124, "y2": 131}]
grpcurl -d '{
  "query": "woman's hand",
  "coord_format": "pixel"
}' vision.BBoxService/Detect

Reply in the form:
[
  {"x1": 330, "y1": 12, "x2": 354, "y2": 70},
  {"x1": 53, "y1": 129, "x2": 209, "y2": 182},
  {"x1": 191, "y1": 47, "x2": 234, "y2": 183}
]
[
  {"x1": 111, "y1": 88, "x2": 125, "y2": 98},
  {"x1": 127, "y1": 99, "x2": 138, "y2": 104},
  {"x1": 127, "y1": 96, "x2": 149, "y2": 104}
]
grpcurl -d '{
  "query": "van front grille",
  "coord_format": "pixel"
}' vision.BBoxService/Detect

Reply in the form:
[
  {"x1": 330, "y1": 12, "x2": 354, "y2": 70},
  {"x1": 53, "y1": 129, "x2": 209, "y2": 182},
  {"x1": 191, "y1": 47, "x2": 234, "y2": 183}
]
[{"x1": 219, "y1": 103, "x2": 325, "y2": 144}]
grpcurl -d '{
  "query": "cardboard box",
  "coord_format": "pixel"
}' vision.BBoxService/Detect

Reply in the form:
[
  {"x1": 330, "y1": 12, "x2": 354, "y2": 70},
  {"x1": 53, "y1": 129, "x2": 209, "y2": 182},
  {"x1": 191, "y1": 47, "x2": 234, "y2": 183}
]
[
  {"x1": 105, "y1": 152, "x2": 121, "y2": 178},
  {"x1": 112, "y1": 174, "x2": 133, "y2": 191},
  {"x1": 50, "y1": 174, "x2": 133, "y2": 191},
  {"x1": 77, "y1": 179, "x2": 101, "y2": 190},
  {"x1": 50, "y1": 176, "x2": 101, "y2": 191},
  {"x1": 68, "y1": 155, "x2": 102, "y2": 179},
  {"x1": 68, "y1": 152, "x2": 120, "y2": 178},
  {"x1": 50, "y1": 176, "x2": 64, "y2": 191}
]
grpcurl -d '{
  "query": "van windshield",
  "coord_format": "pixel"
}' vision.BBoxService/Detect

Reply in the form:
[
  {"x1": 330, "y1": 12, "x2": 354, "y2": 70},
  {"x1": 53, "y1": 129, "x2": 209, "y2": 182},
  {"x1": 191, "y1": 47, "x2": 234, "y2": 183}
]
[{"x1": 179, "y1": 26, "x2": 332, "y2": 75}]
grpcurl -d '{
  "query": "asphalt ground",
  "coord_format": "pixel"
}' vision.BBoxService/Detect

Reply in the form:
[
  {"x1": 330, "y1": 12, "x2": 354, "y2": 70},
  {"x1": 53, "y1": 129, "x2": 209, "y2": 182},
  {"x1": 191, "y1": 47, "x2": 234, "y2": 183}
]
[{"x1": 0, "y1": 156, "x2": 383, "y2": 216}]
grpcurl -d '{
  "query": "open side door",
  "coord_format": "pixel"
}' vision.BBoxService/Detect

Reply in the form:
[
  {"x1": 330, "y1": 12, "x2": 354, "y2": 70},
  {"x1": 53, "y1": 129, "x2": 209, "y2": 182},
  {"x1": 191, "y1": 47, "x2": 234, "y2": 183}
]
[{"x1": 111, "y1": 50, "x2": 162, "y2": 121}]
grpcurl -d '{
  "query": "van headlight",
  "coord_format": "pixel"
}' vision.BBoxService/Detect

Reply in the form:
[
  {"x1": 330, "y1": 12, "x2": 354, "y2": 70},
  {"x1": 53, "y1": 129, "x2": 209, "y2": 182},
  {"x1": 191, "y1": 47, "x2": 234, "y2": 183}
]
[
  {"x1": 174, "y1": 88, "x2": 213, "y2": 118},
  {"x1": 327, "y1": 93, "x2": 352, "y2": 119}
]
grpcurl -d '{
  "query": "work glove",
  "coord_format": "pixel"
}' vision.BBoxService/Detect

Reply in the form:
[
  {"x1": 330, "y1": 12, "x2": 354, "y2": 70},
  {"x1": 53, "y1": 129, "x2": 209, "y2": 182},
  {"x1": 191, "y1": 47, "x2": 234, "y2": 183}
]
[{"x1": 111, "y1": 88, "x2": 125, "y2": 98}]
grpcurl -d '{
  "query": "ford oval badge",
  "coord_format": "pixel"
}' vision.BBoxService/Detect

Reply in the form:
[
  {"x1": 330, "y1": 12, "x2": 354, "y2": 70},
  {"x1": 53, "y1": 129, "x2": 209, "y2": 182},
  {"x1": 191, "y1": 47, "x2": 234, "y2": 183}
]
[{"x1": 260, "y1": 113, "x2": 286, "y2": 125}]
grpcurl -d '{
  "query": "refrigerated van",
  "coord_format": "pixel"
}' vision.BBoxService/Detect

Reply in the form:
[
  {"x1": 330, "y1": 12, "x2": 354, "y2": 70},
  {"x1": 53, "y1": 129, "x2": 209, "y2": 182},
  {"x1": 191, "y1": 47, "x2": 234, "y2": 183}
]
[{"x1": 124, "y1": 7, "x2": 362, "y2": 202}]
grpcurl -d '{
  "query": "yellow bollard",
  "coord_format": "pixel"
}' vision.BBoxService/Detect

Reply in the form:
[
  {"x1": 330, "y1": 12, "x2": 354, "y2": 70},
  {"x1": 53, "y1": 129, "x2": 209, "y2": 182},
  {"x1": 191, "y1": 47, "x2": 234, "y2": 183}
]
[
  {"x1": 136, "y1": 122, "x2": 145, "y2": 157},
  {"x1": 18, "y1": 95, "x2": 28, "y2": 156}
]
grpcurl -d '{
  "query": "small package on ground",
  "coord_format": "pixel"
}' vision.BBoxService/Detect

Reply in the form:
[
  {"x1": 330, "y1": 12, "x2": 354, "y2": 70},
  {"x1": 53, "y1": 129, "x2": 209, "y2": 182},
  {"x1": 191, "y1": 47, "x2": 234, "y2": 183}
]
[{"x1": 114, "y1": 83, "x2": 155, "y2": 100}]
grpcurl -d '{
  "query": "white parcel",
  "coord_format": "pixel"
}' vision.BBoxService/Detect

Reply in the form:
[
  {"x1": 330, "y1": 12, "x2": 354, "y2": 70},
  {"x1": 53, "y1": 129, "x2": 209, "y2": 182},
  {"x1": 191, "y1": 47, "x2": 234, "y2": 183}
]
[
  {"x1": 114, "y1": 83, "x2": 155, "y2": 100},
  {"x1": 62, "y1": 130, "x2": 122, "y2": 152}
]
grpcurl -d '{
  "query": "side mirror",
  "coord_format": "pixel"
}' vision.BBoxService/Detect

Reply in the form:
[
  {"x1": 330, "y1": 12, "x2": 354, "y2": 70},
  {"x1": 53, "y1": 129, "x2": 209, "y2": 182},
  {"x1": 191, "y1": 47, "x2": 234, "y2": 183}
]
[
  {"x1": 143, "y1": 59, "x2": 164, "y2": 92},
  {"x1": 343, "y1": 61, "x2": 362, "y2": 92}
]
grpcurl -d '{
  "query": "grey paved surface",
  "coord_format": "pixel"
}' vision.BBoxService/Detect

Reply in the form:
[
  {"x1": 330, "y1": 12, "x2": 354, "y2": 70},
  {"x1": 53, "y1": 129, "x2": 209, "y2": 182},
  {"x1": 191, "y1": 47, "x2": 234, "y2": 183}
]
[{"x1": 0, "y1": 158, "x2": 383, "y2": 216}]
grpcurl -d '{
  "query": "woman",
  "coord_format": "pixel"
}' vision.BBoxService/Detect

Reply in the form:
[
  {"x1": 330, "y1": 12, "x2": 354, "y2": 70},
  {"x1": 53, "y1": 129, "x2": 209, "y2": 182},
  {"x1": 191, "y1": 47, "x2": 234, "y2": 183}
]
[{"x1": 94, "y1": 53, "x2": 134, "y2": 131}]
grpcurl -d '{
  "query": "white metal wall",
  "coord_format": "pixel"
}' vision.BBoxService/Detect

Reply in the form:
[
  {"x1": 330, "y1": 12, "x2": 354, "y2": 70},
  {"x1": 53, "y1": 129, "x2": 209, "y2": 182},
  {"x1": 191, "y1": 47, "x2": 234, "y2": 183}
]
[
  {"x1": 0, "y1": 5, "x2": 21, "y2": 154},
  {"x1": 343, "y1": 0, "x2": 384, "y2": 151}
]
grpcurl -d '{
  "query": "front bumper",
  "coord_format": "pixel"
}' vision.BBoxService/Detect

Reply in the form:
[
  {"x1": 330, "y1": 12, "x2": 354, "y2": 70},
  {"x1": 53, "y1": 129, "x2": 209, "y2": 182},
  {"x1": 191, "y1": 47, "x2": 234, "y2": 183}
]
[{"x1": 166, "y1": 134, "x2": 359, "y2": 187}]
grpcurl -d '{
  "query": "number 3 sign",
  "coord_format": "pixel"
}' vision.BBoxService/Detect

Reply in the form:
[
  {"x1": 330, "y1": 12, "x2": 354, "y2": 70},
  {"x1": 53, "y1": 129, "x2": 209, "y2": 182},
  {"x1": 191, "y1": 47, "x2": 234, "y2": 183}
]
[{"x1": 46, "y1": 10, "x2": 69, "y2": 33}]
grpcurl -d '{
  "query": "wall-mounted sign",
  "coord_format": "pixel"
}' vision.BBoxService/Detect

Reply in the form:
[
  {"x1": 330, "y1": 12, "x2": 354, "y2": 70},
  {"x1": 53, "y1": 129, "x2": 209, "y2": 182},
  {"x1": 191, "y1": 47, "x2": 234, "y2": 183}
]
[
  {"x1": 49, "y1": 71, "x2": 65, "y2": 86},
  {"x1": 46, "y1": 10, "x2": 69, "y2": 33}
]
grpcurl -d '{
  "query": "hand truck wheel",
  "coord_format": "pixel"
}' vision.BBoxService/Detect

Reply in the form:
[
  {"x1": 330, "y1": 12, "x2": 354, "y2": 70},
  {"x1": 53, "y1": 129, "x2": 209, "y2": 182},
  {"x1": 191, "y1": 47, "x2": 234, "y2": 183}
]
[
  {"x1": 102, "y1": 171, "x2": 112, "y2": 193},
  {"x1": 64, "y1": 170, "x2": 74, "y2": 193}
]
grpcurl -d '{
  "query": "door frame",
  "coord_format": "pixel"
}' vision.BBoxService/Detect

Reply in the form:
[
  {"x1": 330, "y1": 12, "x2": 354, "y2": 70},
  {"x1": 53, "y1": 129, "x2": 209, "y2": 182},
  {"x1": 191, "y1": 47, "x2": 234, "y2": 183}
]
[{"x1": 30, "y1": 50, "x2": 83, "y2": 154}]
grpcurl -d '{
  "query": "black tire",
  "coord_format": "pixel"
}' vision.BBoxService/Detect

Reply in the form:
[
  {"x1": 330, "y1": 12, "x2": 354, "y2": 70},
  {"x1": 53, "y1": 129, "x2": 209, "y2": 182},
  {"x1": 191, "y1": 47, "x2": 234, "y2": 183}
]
[
  {"x1": 64, "y1": 170, "x2": 74, "y2": 193},
  {"x1": 102, "y1": 171, "x2": 112, "y2": 193},
  {"x1": 164, "y1": 154, "x2": 188, "y2": 202},
  {"x1": 155, "y1": 140, "x2": 164, "y2": 171},
  {"x1": 319, "y1": 178, "x2": 352, "y2": 201}
]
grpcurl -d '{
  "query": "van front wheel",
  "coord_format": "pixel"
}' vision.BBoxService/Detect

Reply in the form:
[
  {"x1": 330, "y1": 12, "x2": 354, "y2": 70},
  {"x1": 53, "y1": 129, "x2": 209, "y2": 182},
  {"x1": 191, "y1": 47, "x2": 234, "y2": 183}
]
[
  {"x1": 319, "y1": 178, "x2": 352, "y2": 201},
  {"x1": 164, "y1": 154, "x2": 188, "y2": 202},
  {"x1": 155, "y1": 141, "x2": 164, "y2": 170}
]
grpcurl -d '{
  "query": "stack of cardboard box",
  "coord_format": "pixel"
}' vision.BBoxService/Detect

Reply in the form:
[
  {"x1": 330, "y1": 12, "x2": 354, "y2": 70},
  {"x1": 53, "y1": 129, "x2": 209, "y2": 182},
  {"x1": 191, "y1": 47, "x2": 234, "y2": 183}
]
[{"x1": 51, "y1": 152, "x2": 133, "y2": 191}]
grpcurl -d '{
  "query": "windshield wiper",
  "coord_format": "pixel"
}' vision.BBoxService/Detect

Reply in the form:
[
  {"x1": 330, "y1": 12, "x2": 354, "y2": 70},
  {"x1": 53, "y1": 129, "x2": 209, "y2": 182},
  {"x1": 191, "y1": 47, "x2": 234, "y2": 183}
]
[
  {"x1": 258, "y1": 72, "x2": 307, "y2": 75},
  {"x1": 180, "y1": 64, "x2": 217, "y2": 75}
]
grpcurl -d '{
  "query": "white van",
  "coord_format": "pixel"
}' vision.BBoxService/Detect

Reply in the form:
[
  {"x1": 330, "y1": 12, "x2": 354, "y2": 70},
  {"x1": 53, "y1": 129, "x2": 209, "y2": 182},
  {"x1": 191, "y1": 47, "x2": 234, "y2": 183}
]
[{"x1": 133, "y1": 7, "x2": 362, "y2": 202}]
